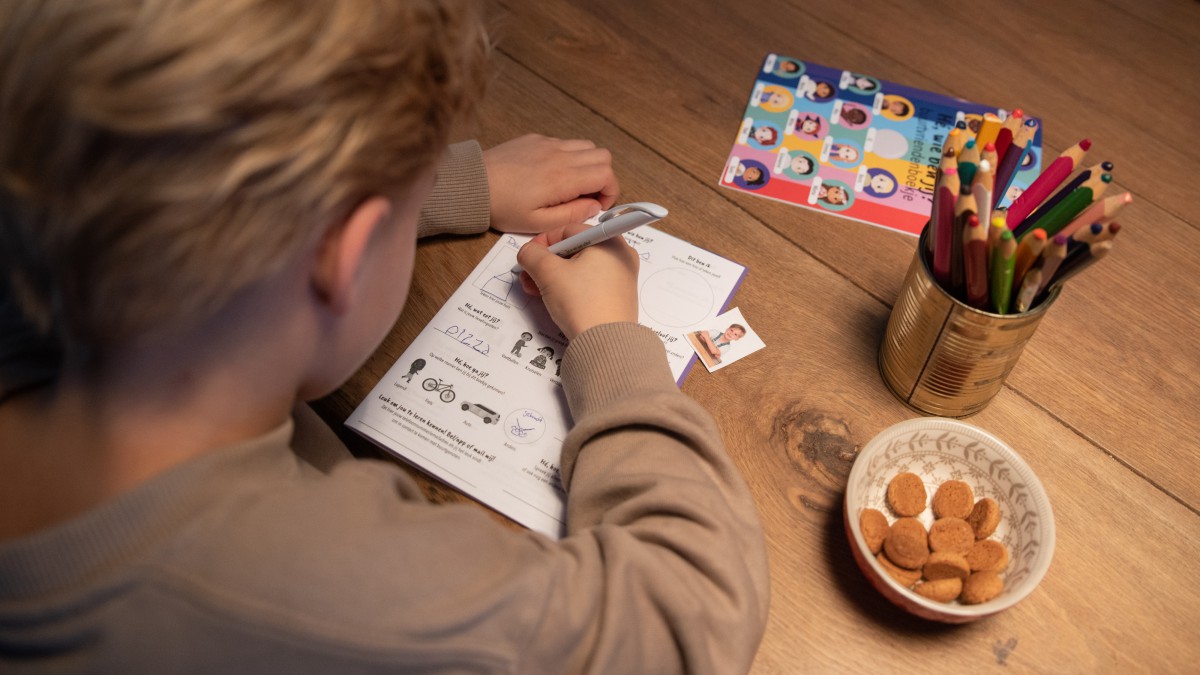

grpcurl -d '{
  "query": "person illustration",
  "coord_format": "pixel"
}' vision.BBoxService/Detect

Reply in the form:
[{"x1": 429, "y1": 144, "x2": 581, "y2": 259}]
[
  {"x1": 774, "y1": 58, "x2": 802, "y2": 77},
  {"x1": 402, "y1": 358, "x2": 426, "y2": 383},
  {"x1": 863, "y1": 168, "x2": 899, "y2": 198},
  {"x1": 758, "y1": 86, "x2": 793, "y2": 113},
  {"x1": 883, "y1": 96, "x2": 911, "y2": 118},
  {"x1": 511, "y1": 331, "x2": 532, "y2": 356},
  {"x1": 840, "y1": 106, "x2": 868, "y2": 126},
  {"x1": 749, "y1": 124, "x2": 779, "y2": 148},
  {"x1": 786, "y1": 153, "x2": 816, "y2": 179},
  {"x1": 734, "y1": 161, "x2": 768, "y2": 189},
  {"x1": 818, "y1": 183, "x2": 850, "y2": 206},
  {"x1": 530, "y1": 345, "x2": 554, "y2": 369},
  {"x1": 829, "y1": 143, "x2": 860, "y2": 163},
  {"x1": 808, "y1": 80, "x2": 835, "y2": 102},
  {"x1": 849, "y1": 74, "x2": 879, "y2": 93},
  {"x1": 795, "y1": 114, "x2": 822, "y2": 138}
]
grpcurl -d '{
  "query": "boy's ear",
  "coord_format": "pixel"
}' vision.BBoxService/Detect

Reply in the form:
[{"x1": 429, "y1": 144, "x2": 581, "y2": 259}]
[{"x1": 311, "y1": 196, "x2": 392, "y2": 314}]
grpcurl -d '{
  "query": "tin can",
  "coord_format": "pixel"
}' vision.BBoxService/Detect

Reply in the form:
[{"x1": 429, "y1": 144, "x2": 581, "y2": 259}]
[{"x1": 878, "y1": 224, "x2": 1059, "y2": 417}]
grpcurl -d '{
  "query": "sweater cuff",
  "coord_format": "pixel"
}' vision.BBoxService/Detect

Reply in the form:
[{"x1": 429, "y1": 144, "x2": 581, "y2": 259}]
[
  {"x1": 417, "y1": 140, "x2": 491, "y2": 238},
  {"x1": 561, "y1": 322, "x2": 678, "y2": 423}
]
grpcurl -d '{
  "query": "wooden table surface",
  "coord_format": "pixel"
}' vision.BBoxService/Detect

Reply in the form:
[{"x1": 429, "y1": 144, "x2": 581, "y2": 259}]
[{"x1": 316, "y1": 0, "x2": 1200, "y2": 671}]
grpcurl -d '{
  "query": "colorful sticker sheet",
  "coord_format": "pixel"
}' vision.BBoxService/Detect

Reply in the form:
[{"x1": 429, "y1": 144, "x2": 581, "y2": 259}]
[{"x1": 720, "y1": 55, "x2": 1044, "y2": 236}]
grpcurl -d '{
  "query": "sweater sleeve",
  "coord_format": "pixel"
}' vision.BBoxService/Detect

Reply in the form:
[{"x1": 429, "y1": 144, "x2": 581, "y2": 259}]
[
  {"x1": 519, "y1": 321, "x2": 772, "y2": 674},
  {"x1": 417, "y1": 140, "x2": 491, "y2": 239}
]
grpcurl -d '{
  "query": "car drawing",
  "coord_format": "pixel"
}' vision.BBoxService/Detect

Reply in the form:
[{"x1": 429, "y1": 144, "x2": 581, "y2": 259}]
[{"x1": 461, "y1": 402, "x2": 499, "y2": 424}]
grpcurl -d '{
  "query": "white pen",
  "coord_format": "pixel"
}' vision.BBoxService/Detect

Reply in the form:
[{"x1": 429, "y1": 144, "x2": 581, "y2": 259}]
[{"x1": 510, "y1": 202, "x2": 668, "y2": 274}]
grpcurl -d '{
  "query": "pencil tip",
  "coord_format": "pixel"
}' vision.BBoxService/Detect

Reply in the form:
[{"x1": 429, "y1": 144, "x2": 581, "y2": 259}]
[
  {"x1": 1012, "y1": 109, "x2": 1024, "y2": 117},
  {"x1": 1080, "y1": 138, "x2": 1092, "y2": 150},
  {"x1": 1032, "y1": 229, "x2": 1047, "y2": 240},
  {"x1": 1109, "y1": 223, "x2": 1122, "y2": 234},
  {"x1": 1122, "y1": 193, "x2": 1132, "y2": 203},
  {"x1": 1101, "y1": 173, "x2": 1112, "y2": 183}
]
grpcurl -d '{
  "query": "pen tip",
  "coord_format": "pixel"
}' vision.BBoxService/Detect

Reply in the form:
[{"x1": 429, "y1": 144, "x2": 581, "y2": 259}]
[{"x1": 1079, "y1": 138, "x2": 1092, "y2": 150}]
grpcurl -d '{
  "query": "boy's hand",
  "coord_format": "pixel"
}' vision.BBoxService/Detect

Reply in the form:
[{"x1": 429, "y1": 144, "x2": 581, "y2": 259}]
[
  {"x1": 516, "y1": 223, "x2": 639, "y2": 340},
  {"x1": 484, "y1": 134, "x2": 620, "y2": 233}
]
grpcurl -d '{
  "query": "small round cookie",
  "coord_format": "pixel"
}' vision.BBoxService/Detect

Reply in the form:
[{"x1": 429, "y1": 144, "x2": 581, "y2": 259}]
[
  {"x1": 966, "y1": 539, "x2": 1010, "y2": 572},
  {"x1": 966, "y1": 498, "x2": 1001, "y2": 539},
  {"x1": 961, "y1": 570, "x2": 1004, "y2": 604},
  {"x1": 922, "y1": 551, "x2": 970, "y2": 581},
  {"x1": 886, "y1": 472, "x2": 927, "y2": 517},
  {"x1": 883, "y1": 517, "x2": 929, "y2": 570},
  {"x1": 913, "y1": 577, "x2": 963, "y2": 603},
  {"x1": 877, "y1": 552, "x2": 921, "y2": 587},
  {"x1": 932, "y1": 480, "x2": 974, "y2": 519},
  {"x1": 860, "y1": 508, "x2": 889, "y2": 555},
  {"x1": 928, "y1": 517, "x2": 975, "y2": 555}
]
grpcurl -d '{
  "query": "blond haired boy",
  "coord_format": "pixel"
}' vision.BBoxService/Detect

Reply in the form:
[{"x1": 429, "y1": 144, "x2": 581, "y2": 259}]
[{"x1": 0, "y1": 1, "x2": 769, "y2": 672}]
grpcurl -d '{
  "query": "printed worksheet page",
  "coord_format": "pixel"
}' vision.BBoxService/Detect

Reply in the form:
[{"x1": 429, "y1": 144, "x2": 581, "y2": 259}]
[{"x1": 346, "y1": 226, "x2": 746, "y2": 538}]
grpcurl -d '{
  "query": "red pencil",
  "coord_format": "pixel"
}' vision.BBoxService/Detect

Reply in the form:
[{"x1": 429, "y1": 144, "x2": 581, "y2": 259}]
[
  {"x1": 1005, "y1": 138, "x2": 1091, "y2": 229},
  {"x1": 963, "y1": 214, "x2": 988, "y2": 308},
  {"x1": 932, "y1": 167, "x2": 960, "y2": 287}
]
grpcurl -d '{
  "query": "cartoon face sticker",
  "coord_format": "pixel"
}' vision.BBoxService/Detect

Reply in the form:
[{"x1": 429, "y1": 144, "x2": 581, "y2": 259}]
[
  {"x1": 758, "y1": 85, "x2": 794, "y2": 113},
  {"x1": 847, "y1": 74, "x2": 881, "y2": 95},
  {"x1": 827, "y1": 141, "x2": 862, "y2": 169},
  {"x1": 781, "y1": 150, "x2": 819, "y2": 180},
  {"x1": 837, "y1": 102, "x2": 871, "y2": 129},
  {"x1": 792, "y1": 113, "x2": 828, "y2": 140},
  {"x1": 733, "y1": 159, "x2": 770, "y2": 190},
  {"x1": 880, "y1": 95, "x2": 914, "y2": 121},
  {"x1": 814, "y1": 180, "x2": 854, "y2": 211},
  {"x1": 773, "y1": 58, "x2": 804, "y2": 78},
  {"x1": 863, "y1": 168, "x2": 899, "y2": 198},
  {"x1": 747, "y1": 122, "x2": 782, "y2": 150}
]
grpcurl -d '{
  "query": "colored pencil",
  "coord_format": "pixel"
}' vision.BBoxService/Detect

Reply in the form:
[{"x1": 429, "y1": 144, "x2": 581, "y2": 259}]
[
  {"x1": 980, "y1": 142, "x2": 998, "y2": 174},
  {"x1": 990, "y1": 229, "x2": 1017, "y2": 314},
  {"x1": 975, "y1": 112, "x2": 1003, "y2": 148},
  {"x1": 1049, "y1": 239, "x2": 1113, "y2": 289},
  {"x1": 994, "y1": 109, "x2": 1023, "y2": 165},
  {"x1": 958, "y1": 139, "x2": 980, "y2": 189},
  {"x1": 1015, "y1": 172, "x2": 1111, "y2": 240},
  {"x1": 952, "y1": 188, "x2": 977, "y2": 294},
  {"x1": 993, "y1": 119, "x2": 1037, "y2": 208},
  {"x1": 1023, "y1": 233, "x2": 1069, "y2": 309},
  {"x1": 1014, "y1": 267, "x2": 1044, "y2": 314},
  {"x1": 1021, "y1": 160, "x2": 1113, "y2": 229},
  {"x1": 1005, "y1": 138, "x2": 1091, "y2": 229},
  {"x1": 1012, "y1": 228, "x2": 1047, "y2": 292},
  {"x1": 987, "y1": 211, "x2": 1007, "y2": 276},
  {"x1": 1067, "y1": 222, "x2": 1104, "y2": 257},
  {"x1": 963, "y1": 214, "x2": 989, "y2": 309},
  {"x1": 1057, "y1": 192, "x2": 1131, "y2": 240},
  {"x1": 932, "y1": 166, "x2": 960, "y2": 287},
  {"x1": 972, "y1": 158, "x2": 994, "y2": 238}
]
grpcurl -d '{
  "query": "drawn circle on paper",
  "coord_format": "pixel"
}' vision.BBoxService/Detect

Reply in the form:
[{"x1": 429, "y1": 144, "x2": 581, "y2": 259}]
[
  {"x1": 640, "y1": 267, "x2": 715, "y2": 328},
  {"x1": 870, "y1": 128, "x2": 910, "y2": 159},
  {"x1": 504, "y1": 408, "x2": 546, "y2": 444}
]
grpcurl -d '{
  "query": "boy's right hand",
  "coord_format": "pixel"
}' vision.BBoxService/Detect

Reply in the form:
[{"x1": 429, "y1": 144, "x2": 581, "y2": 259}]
[{"x1": 516, "y1": 223, "x2": 639, "y2": 340}]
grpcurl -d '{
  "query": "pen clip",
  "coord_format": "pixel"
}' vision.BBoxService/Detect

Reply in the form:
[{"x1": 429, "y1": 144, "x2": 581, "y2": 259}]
[{"x1": 597, "y1": 201, "x2": 669, "y2": 224}]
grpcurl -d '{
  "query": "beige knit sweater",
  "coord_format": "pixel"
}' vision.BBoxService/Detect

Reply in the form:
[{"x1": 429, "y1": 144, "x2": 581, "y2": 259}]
[{"x1": 0, "y1": 142, "x2": 770, "y2": 673}]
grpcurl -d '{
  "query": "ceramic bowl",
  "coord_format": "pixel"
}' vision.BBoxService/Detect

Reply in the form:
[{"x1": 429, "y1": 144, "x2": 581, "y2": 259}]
[{"x1": 843, "y1": 418, "x2": 1055, "y2": 622}]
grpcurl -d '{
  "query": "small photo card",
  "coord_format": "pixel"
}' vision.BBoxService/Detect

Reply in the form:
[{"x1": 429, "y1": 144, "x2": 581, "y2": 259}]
[{"x1": 683, "y1": 307, "x2": 765, "y2": 373}]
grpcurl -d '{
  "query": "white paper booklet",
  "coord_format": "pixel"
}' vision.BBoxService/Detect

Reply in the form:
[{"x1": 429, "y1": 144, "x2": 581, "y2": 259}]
[{"x1": 346, "y1": 225, "x2": 746, "y2": 538}]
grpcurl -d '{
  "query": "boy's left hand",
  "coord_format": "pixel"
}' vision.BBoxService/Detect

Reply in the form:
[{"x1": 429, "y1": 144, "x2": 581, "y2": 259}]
[{"x1": 484, "y1": 134, "x2": 620, "y2": 233}]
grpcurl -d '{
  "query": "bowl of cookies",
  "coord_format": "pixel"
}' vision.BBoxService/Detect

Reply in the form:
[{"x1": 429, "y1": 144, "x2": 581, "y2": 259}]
[{"x1": 843, "y1": 417, "x2": 1055, "y2": 622}]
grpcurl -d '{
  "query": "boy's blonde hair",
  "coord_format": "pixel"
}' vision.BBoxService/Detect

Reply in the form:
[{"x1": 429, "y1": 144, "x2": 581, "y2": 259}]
[{"x1": 0, "y1": 0, "x2": 487, "y2": 369}]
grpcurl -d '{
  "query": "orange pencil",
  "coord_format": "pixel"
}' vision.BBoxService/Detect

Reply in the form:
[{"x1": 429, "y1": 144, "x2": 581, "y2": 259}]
[{"x1": 1012, "y1": 228, "x2": 1047, "y2": 292}]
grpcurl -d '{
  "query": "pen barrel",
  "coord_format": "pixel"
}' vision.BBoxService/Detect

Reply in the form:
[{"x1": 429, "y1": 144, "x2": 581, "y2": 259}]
[{"x1": 878, "y1": 223, "x2": 1060, "y2": 417}]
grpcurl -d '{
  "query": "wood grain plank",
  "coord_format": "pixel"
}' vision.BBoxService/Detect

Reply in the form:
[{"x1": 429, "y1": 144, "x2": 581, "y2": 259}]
[
  {"x1": 487, "y1": 0, "x2": 1200, "y2": 507},
  {"x1": 322, "y1": 48, "x2": 1200, "y2": 672}
]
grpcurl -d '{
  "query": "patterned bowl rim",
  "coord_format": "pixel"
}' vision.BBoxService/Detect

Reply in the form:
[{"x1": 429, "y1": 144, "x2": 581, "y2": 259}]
[{"x1": 845, "y1": 417, "x2": 1056, "y2": 618}]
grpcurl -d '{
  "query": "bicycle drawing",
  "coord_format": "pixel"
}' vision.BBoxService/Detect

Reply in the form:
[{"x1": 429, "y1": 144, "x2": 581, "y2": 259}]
[{"x1": 421, "y1": 378, "x2": 456, "y2": 403}]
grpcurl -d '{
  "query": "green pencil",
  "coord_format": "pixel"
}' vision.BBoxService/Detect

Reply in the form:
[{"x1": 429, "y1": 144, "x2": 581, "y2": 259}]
[{"x1": 990, "y1": 229, "x2": 1017, "y2": 314}]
